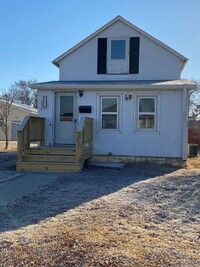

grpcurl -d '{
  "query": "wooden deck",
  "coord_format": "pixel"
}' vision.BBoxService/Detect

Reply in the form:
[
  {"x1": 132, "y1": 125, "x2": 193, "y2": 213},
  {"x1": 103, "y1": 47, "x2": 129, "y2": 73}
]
[
  {"x1": 17, "y1": 145, "x2": 82, "y2": 173},
  {"x1": 17, "y1": 116, "x2": 93, "y2": 173}
]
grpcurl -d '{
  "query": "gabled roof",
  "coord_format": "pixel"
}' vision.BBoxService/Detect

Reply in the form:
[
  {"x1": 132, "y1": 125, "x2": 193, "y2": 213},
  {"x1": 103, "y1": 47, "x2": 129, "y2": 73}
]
[
  {"x1": 11, "y1": 102, "x2": 37, "y2": 114},
  {"x1": 52, "y1": 15, "x2": 188, "y2": 70},
  {"x1": 0, "y1": 100, "x2": 37, "y2": 114}
]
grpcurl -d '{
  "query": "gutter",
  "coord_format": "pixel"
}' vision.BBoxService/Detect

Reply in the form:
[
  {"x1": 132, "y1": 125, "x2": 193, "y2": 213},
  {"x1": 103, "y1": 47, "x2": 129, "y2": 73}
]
[
  {"x1": 51, "y1": 60, "x2": 59, "y2": 68},
  {"x1": 30, "y1": 83, "x2": 197, "y2": 91}
]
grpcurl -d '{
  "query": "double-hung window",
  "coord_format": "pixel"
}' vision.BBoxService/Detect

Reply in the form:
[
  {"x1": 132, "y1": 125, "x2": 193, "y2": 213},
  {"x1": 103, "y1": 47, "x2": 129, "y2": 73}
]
[
  {"x1": 100, "y1": 97, "x2": 119, "y2": 131},
  {"x1": 138, "y1": 97, "x2": 157, "y2": 131}
]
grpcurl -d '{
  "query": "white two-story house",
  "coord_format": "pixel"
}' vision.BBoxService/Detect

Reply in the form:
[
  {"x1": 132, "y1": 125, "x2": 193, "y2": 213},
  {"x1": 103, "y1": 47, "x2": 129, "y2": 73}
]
[{"x1": 17, "y1": 16, "x2": 196, "y2": 172}]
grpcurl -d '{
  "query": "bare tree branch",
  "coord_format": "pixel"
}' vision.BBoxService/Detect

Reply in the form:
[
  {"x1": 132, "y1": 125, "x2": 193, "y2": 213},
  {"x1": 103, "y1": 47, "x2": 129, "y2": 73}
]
[
  {"x1": 189, "y1": 79, "x2": 200, "y2": 119},
  {"x1": 10, "y1": 80, "x2": 37, "y2": 108},
  {"x1": 0, "y1": 91, "x2": 14, "y2": 149}
]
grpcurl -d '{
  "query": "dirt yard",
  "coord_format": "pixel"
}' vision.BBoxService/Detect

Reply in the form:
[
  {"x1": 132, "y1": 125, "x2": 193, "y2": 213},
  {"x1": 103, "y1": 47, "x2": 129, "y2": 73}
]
[
  {"x1": 0, "y1": 157, "x2": 199, "y2": 266},
  {"x1": 0, "y1": 141, "x2": 17, "y2": 152}
]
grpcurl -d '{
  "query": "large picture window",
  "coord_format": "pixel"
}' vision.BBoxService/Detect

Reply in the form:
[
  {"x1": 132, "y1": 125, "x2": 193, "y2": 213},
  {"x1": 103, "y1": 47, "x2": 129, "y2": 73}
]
[
  {"x1": 100, "y1": 97, "x2": 119, "y2": 130},
  {"x1": 138, "y1": 97, "x2": 157, "y2": 131}
]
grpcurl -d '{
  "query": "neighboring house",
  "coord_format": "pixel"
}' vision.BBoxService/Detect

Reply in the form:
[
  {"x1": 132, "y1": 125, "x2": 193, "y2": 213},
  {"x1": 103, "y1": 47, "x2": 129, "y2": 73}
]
[
  {"x1": 188, "y1": 116, "x2": 200, "y2": 152},
  {"x1": 0, "y1": 101, "x2": 37, "y2": 141},
  {"x1": 17, "y1": 16, "x2": 196, "y2": 172}
]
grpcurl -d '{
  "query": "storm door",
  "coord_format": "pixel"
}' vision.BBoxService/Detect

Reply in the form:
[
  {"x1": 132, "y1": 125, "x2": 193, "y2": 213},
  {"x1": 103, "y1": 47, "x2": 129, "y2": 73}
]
[{"x1": 55, "y1": 93, "x2": 77, "y2": 144}]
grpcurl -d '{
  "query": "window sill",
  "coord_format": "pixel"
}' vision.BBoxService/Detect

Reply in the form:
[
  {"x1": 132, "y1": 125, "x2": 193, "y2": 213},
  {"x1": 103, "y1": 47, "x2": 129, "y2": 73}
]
[
  {"x1": 97, "y1": 129, "x2": 122, "y2": 134},
  {"x1": 135, "y1": 130, "x2": 160, "y2": 135},
  {"x1": 107, "y1": 72, "x2": 129, "y2": 75}
]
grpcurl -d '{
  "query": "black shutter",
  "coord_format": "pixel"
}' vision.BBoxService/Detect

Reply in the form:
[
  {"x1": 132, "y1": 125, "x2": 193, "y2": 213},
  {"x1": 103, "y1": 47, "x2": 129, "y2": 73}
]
[
  {"x1": 97, "y1": 38, "x2": 107, "y2": 74},
  {"x1": 129, "y1": 37, "x2": 140, "y2": 74}
]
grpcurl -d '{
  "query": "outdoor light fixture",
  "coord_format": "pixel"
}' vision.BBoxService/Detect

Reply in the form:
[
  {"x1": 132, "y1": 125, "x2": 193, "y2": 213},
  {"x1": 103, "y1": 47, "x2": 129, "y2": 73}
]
[{"x1": 79, "y1": 90, "x2": 83, "y2": 97}]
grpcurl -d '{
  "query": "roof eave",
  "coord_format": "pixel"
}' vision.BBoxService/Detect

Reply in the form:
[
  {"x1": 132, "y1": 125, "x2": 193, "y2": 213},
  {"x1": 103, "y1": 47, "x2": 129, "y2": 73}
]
[
  {"x1": 0, "y1": 99, "x2": 37, "y2": 113},
  {"x1": 30, "y1": 83, "x2": 197, "y2": 91},
  {"x1": 181, "y1": 58, "x2": 189, "y2": 71},
  {"x1": 52, "y1": 60, "x2": 59, "y2": 68},
  {"x1": 52, "y1": 16, "x2": 122, "y2": 67}
]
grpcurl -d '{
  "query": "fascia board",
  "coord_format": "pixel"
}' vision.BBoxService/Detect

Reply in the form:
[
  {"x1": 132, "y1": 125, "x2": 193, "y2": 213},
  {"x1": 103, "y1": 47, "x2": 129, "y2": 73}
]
[
  {"x1": 31, "y1": 83, "x2": 197, "y2": 91},
  {"x1": 52, "y1": 16, "x2": 121, "y2": 67},
  {"x1": 52, "y1": 15, "x2": 187, "y2": 69}
]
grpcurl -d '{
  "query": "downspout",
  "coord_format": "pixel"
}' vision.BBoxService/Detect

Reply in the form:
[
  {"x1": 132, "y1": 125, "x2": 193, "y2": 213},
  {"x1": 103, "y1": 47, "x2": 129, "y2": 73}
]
[{"x1": 182, "y1": 88, "x2": 189, "y2": 160}]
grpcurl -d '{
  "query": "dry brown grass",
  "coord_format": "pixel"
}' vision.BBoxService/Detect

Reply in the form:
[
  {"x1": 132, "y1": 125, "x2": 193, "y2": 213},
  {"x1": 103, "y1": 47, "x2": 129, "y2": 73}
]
[
  {"x1": 0, "y1": 165, "x2": 200, "y2": 266},
  {"x1": 188, "y1": 156, "x2": 200, "y2": 169},
  {"x1": 0, "y1": 141, "x2": 17, "y2": 152}
]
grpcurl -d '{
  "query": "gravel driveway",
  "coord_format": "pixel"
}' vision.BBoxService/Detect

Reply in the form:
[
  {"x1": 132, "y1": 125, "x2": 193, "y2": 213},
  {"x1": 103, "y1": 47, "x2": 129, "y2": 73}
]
[
  {"x1": 0, "y1": 153, "x2": 200, "y2": 266},
  {"x1": 0, "y1": 162, "x2": 174, "y2": 232}
]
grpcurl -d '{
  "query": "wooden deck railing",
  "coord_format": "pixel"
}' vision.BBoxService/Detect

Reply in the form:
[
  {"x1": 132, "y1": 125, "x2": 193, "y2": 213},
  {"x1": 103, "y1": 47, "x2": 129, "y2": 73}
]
[
  {"x1": 17, "y1": 115, "x2": 93, "y2": 166},
  {"x1": 17, "y1": 116, "x2": 45, "y2": 162},
  {"x1": 76, "y1": 117, "x2": 93, "y2": 163}
]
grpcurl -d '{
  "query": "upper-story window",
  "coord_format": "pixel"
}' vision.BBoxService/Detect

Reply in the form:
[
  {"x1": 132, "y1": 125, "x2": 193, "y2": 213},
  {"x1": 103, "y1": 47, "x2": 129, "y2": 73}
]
[
  {"x1": 111, "y1": 40, "x2": 126, "y2": 59},
  {"x1": 97, "y1": 37, "x2": 140, "y2": 75},
  {"x1": 108, "y1": 38, "x2": 128, "y2": 74}
]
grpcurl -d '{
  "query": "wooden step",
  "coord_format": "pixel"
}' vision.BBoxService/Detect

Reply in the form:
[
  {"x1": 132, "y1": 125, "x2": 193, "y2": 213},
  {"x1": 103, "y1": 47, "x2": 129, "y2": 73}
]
[
  {"x1": 24, "y1": 148, "x2": 76, "y2": 156},
  {"x1": 22, "y1": 154, "x2": 78, "y2": 163},
  {"x1": 17, "y1": 162, "x2": 82, "y2": 173}
]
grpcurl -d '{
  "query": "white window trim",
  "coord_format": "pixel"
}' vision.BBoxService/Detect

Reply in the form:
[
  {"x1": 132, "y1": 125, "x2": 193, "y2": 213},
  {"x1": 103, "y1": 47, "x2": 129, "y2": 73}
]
[
  {"x1": 97, "y1": 94, "x2": 122, "y2": 133},
  {"x1": 136, "y1": 95, "x2": 159, "y2": 132},
  {"x1": 107, "y1": 37, "x2": 129, "y2": 74}
]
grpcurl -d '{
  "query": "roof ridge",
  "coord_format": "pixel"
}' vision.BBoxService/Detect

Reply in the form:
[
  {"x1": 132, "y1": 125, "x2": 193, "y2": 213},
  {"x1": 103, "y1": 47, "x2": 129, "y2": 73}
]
[{"x1": 52, "y1": 16, "x2": 187, "y2": 70}]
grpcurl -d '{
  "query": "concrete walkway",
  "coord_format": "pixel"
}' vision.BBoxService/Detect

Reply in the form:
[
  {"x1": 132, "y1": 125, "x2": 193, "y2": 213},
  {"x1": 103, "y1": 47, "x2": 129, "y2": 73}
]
[
  {"x1": 0, "y1": 171, "x2": 61, "y2": 206},
  {"x1": 0, "y1": 152, "x2": 61, "y2": 206},
  {"x1": 0, "y1": 152, "x2": 17, "y2": 171}
]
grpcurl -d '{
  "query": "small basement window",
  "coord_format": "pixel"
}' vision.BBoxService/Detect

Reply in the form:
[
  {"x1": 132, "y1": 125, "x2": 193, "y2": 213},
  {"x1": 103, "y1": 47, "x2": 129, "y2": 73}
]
[{"x1": 138, "y1": 97, "x2": 157, "y2": 131}]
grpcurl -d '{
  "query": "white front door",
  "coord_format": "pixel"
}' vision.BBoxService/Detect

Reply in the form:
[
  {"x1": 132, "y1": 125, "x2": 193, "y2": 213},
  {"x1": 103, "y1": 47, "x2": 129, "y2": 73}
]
[{"x1": 55, "y1": 93, "x2": 77, "y2": 144}]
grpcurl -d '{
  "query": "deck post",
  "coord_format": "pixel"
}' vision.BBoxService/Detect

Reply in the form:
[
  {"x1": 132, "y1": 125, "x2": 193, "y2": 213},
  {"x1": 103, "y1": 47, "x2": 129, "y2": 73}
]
[
  {"x1": 17, "y1": 116, "x2": 45, "y2": 167},
  {"x1": 17, "y1": 131, "x2": 23, "y2": 162},
  {"x1": 41, "y1": 118, "x2": 45, "y2": 146},
  {"x1": 76, "y1": 131, "x2": 82, "y2": 163},
  {"x1": 75, "y1": 117, "x2": 93, "y2": 166}
]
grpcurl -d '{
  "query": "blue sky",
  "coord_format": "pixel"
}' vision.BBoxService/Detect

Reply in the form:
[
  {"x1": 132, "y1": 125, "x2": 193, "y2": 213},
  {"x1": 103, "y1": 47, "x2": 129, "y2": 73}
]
[{"x1": 1, "y1": 0, "x2": 200, "y2": 90}]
